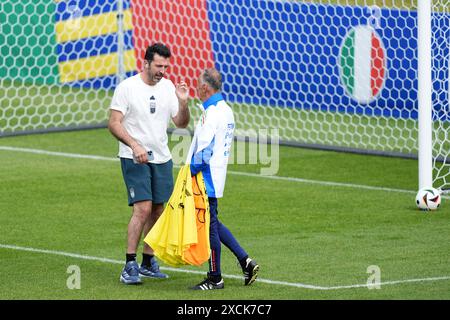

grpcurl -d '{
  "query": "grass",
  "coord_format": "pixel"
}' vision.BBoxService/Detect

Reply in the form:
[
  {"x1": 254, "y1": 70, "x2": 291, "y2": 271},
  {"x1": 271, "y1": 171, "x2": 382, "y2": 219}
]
[{"x1": 0, "y1": 128, "x2": 449, "y2": 300}]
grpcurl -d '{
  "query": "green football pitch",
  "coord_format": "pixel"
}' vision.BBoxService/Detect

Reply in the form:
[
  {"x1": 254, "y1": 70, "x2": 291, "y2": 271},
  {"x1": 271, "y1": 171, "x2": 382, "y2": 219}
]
[{"x1": 0, "y1": 128, "x2": 449, "y2": 300}]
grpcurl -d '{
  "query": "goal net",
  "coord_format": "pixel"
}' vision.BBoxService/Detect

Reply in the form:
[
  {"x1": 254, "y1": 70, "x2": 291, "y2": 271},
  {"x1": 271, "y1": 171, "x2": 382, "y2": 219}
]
[{"x1": 0, "y1": 0, "x2": 448, "y2": 190}]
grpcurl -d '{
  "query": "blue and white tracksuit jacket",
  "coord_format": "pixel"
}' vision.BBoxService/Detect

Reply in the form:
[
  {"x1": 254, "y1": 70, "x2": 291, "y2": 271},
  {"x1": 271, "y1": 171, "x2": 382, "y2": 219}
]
[{"x1": 187, "y1": 93, "x2": 234, "y2": 198}]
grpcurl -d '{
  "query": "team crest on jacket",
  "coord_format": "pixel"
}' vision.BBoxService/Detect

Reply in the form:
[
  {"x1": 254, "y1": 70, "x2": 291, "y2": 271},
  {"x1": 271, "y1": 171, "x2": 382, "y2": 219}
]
[{"x1": 201, "y1": 111, "x2": 206, "y2": 125}]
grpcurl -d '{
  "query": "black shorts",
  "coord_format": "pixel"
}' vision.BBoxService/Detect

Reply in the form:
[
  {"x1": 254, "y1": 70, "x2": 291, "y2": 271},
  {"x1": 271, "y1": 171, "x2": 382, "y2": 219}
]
[{"x1": 120, "y1": 158, "x2": 174, "y2": 206}]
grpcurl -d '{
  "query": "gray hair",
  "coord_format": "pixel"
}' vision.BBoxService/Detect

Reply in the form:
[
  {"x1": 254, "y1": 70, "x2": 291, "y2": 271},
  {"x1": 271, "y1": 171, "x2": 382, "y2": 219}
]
[{"x1": 202, "y1": 68, "x2": 222, "y2": 91}]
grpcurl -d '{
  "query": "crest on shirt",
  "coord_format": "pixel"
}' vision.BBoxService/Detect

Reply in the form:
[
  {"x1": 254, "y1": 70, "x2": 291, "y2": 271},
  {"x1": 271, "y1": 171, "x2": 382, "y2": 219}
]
[{"x1": 149, "y1": 96, "x2": 156, "y2": 114}]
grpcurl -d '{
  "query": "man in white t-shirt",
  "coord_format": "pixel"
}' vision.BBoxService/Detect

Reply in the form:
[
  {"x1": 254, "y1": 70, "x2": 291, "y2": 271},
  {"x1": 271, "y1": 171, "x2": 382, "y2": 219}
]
[{"x1": 108, "y1": 43, "x2": 190, "y2": 285}]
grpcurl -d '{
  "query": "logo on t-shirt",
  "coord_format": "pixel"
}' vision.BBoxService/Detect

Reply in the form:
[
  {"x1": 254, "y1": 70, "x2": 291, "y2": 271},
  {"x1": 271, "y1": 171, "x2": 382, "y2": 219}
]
[{"x1": 149, "y1": 96, "x2": 156, "y2": 114}]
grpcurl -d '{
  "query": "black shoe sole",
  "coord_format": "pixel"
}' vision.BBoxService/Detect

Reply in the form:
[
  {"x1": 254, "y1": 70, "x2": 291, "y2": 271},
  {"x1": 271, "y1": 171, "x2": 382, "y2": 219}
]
[{"x1": 245, "y1": 264, "x2": 259, "y2": 286}]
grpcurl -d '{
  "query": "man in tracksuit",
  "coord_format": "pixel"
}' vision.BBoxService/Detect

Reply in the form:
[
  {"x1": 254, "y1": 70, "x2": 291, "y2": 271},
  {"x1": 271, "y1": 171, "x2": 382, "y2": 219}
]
[{"x1": 188, "y1": 68, "x2": 259, "y2": 290}]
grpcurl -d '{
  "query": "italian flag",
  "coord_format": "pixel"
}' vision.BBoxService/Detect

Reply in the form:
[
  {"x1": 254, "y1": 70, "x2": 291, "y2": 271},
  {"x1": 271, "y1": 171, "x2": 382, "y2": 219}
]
[{"x1": 340, "y1": 26, "x2": 386, "y2": 103}]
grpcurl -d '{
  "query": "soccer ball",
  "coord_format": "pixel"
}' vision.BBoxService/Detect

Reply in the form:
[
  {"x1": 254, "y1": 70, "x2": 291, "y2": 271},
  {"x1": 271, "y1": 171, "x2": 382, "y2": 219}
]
[{"x1": 415, "y1": 187, "x2": 441, "y2": 211}]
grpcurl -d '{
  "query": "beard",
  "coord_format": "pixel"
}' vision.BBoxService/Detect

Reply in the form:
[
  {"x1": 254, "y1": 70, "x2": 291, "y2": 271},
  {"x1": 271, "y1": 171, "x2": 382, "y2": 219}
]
[{"x1": 152, "y1": 72, "x2": 164, "y2": 82}]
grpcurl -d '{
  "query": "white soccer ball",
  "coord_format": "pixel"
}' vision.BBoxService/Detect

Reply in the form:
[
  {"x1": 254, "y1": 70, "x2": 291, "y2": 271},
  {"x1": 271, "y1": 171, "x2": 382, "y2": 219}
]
[{"x1": 415, "y1": 187, "x2": 441, "y2": 211}]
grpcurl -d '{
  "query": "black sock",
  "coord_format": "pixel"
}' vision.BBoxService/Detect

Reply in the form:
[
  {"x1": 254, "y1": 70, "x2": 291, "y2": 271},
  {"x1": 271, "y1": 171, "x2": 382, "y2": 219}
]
[
  {"x1": 208, "y1": 273, "x2": 222, "y2": 283},
  {"x1": 126, "y1": 253, "x2": 137, "y2": 263},
  {"x1": 142, "y1": 253, "x2": 154, "y2": 267},
  {"x1": 239, "y1": 256, "x2": 249, "y2": 269}
]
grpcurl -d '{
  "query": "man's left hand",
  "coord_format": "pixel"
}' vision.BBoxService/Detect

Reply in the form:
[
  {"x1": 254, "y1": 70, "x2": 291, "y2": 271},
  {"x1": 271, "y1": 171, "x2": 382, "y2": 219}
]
[{"x1": 175, "y1": 80, "x2": 189, "y2": 104}]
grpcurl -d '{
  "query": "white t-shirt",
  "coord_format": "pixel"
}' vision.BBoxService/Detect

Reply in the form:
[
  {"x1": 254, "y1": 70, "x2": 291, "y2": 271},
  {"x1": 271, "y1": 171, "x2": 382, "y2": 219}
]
[{"x1": 110, "y1": 74, "x2": 179, "y2": 163}]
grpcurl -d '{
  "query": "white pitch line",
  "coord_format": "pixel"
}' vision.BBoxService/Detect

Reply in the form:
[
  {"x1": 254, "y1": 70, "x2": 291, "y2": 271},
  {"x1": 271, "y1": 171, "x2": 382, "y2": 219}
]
[
  {"x1": 1, "y1": 145, "x2": 443, "y2": 198},
  {"x1": 324, "y1": 276, "x2": 450, "y2": 290},
  {"x1": 1, "y1": 244, "x2": 450, "y2": 290},
  {"x1": 0, "y1": 146, "x2": 117, "y2": 162}
]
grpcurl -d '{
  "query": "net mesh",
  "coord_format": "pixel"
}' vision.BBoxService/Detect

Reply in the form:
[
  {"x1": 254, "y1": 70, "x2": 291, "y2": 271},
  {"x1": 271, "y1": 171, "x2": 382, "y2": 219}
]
[{"x1": 0, "y1": 0, "x2": 448, "y2": 189}]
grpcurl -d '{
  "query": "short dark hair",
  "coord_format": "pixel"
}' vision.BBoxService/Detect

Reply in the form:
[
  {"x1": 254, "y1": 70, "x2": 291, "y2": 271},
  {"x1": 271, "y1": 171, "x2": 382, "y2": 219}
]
[
  {"x1": 202, "y1": 68, "x2": 222, "y2": 91},
  {"x1": 144, "y1": 43, "x2": 171, "y2": 62}
]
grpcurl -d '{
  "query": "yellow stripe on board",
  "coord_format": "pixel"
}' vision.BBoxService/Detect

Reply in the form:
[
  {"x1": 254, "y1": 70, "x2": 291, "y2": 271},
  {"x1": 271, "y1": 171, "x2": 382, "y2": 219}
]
[
  {"x1": 59, "y1": 50, "x2": 136, "y2": 83},
  {"x1": 55, "y1": 9, "x2": 133, "y2": 43}
]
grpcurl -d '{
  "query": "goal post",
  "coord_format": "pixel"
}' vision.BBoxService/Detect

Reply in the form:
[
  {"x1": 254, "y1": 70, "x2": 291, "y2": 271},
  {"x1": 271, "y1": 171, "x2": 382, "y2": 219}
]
[
  {"x1": 116, "y1": 0, "x2": 126, "y2": 84},
  {"x1": 418, "y1": 0, "x2": 433, "y2": 190}
]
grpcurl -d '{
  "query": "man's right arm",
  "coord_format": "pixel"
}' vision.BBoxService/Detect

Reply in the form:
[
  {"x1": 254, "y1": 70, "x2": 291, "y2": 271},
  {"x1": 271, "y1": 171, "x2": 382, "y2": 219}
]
[
  {"x1": 190, "y1": 109, "x2": 218, "y2": 175},
  {"x1": 108, "y1": 110, "x2": 148, "y2": 164}
]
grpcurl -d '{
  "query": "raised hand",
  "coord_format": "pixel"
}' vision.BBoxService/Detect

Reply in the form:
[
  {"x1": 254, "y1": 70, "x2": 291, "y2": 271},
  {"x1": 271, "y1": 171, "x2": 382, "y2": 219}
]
[{"x1": 175, "y1": 80, "x2": 189, "y2": 103}]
